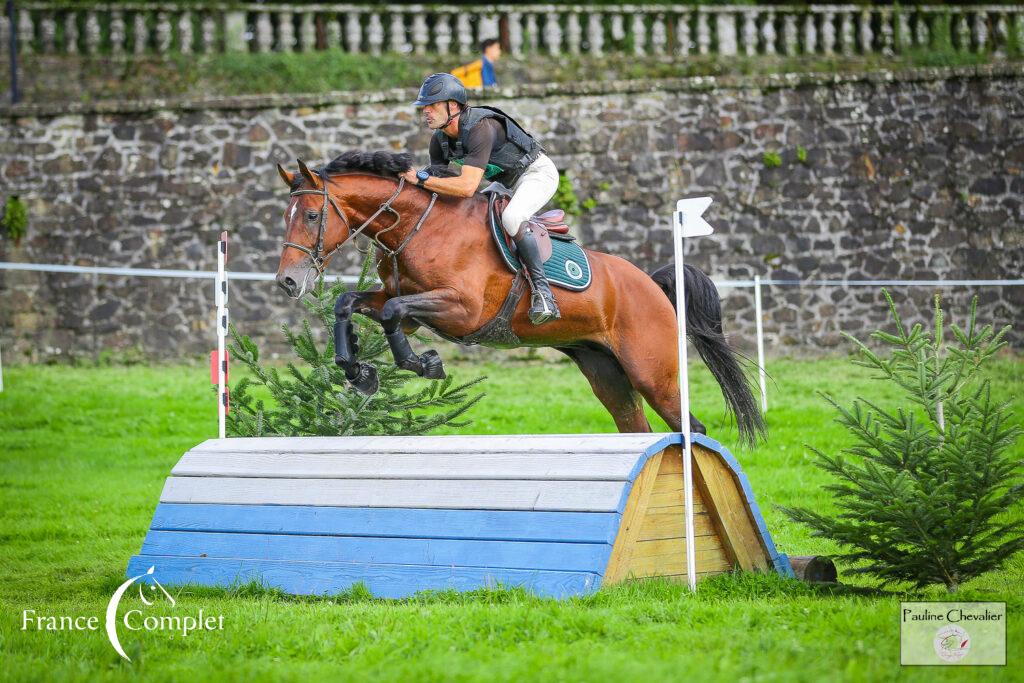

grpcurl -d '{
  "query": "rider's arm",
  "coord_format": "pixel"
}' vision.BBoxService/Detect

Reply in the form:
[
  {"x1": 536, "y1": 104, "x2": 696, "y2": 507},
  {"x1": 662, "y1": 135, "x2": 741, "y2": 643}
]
[{"x1": 420, "y1": 165, "x2": 484, "y2": 198}]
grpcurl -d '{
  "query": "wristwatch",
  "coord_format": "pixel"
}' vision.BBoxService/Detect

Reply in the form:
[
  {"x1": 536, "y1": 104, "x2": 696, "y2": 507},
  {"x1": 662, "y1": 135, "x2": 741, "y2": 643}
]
[{"x1": 415, "y1": 170, "x2": 429, "y2": 187}]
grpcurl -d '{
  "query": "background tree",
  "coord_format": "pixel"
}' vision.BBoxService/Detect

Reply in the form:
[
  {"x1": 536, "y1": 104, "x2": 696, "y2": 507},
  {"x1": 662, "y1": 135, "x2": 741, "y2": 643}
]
[{"x1": 226, "y1": 248, "x2": 485, "y2": 436}]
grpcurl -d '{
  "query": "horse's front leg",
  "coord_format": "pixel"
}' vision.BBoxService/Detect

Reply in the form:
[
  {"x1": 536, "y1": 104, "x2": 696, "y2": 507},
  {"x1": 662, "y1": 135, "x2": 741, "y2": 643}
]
[
  {"x1": 333, "y1": 289, "x2": 388, "y2": 395},
  {"x1": 380, "y1": 289, "x2": 461, "y2": 380}
]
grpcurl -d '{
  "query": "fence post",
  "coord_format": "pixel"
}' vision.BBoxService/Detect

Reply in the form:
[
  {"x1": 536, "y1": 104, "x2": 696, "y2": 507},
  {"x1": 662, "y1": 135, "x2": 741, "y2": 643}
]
[
  {"x1": 216, "y1": 232, "x2": 229, "y2": 439},
  {"x1": 754, "y1": 274, "x2": 768, "y2": 413},
  {"x1": 224, "y1": 10, "x2": 247, "y2": 52}
]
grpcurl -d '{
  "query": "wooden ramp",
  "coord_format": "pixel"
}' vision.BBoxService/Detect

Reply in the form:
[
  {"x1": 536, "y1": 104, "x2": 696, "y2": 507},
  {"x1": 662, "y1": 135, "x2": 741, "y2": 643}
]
[{"x1": 127, "y1": 433, "x2": 792, "y2": 598}]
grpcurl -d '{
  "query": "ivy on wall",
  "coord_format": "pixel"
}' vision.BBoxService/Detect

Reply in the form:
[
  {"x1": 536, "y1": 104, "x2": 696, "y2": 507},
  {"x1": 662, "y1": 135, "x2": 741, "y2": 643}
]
[{"x1": 1, "y1": 196, "x2": 27, "y2": 246}]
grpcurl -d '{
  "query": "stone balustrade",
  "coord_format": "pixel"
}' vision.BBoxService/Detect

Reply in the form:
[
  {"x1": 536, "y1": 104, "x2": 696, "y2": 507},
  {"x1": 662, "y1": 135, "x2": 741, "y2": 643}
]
[{"x1": 2, "y1": 4, "x2": 1023, "y2": 58}]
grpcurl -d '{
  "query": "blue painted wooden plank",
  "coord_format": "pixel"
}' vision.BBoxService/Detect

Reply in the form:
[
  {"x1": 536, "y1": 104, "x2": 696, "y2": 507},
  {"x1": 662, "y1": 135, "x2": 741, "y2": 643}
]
[
  {"x1": 126, "y1": 555, "x2": 601, "y2": 599},
  {"x1": 150, "y1": 504, "x2": 622, "y2": 544},
  {"x1": 692, "y1": 433, "x2": 794, "y2": 578},
  {"x1": 140, "y1": 530, "x2": 613, "y2": 573}
]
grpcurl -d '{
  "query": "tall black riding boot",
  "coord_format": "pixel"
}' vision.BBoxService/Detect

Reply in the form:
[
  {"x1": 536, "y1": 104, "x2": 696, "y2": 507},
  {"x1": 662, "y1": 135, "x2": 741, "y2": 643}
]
[{"x1": 513, "y1": 223, "x2": 561, "y2": 325}]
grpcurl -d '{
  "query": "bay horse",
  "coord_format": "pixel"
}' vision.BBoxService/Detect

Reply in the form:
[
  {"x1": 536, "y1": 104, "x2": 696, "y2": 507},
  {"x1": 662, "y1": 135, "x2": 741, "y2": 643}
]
[{"x1": 274, "y1": 151, "x2": 764, "y2": 445}]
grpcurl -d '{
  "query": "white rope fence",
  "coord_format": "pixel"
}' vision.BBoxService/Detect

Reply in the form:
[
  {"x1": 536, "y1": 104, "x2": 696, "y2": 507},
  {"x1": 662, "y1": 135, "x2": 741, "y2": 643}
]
[
  {"x1": 0, "y1": 261, "x2": 360, "y2": 283},
  {"x1": 0, "y1": 260, "x2": 1021, "y2": 405}
]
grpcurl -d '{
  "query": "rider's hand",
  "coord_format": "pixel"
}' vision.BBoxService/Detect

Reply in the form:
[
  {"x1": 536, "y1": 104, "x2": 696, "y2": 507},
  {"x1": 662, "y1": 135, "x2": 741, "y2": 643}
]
[{"x1": 399, "y1": 169, "x2": 420, "y2": 185}]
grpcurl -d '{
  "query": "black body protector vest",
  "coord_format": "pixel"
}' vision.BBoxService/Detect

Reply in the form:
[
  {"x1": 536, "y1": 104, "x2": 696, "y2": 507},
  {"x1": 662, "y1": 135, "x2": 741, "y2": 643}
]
[{"x1": 434, "y1": 106, "x2": 544, "y2": 187}]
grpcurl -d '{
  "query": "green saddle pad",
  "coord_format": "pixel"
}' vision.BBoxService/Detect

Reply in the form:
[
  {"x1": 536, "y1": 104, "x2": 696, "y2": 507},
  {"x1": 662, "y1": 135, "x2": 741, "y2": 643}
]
[{"x1": 488, "y1": 209, "x2": 593, "y2": 292}]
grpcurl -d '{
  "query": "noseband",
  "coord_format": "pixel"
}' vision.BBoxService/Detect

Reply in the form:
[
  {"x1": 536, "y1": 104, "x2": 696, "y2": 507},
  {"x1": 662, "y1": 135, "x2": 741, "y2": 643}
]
[{"x1": 283, "y1": 173, "x2": 438, "y2": 295}]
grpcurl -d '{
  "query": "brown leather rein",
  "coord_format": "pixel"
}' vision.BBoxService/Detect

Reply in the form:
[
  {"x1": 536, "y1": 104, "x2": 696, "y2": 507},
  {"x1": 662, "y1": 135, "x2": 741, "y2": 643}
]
[{"x1": 283, "y1": 174, "x2": 438, "y2": 295}]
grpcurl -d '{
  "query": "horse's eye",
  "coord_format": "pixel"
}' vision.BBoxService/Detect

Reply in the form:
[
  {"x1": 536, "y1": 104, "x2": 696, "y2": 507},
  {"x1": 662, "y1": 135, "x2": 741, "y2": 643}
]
[{"x1": 305, "y1": 211, "x2": 319, "y2": 222}]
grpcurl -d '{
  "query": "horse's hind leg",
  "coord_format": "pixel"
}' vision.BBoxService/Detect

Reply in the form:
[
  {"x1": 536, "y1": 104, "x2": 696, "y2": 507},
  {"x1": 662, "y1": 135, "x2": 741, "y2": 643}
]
[
  {"x1": 608, "y1": 320, "x2": 706, "y2": 435},
  {"x1": 558, "y1": 345, "x2": 652, "y2": 433}
]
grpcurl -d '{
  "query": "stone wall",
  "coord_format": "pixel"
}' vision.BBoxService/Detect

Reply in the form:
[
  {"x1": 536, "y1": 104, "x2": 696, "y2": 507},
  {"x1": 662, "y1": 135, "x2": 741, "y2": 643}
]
[{"x1": 1, "y1": 64, "x2": 1022, "y2": 362}]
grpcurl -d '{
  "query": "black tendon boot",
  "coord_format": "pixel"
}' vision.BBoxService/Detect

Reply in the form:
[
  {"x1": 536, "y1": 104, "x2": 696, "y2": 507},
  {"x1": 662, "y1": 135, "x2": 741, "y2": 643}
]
[{"x1": 513, "y1": 223, "x2": 561, "y2": 325}]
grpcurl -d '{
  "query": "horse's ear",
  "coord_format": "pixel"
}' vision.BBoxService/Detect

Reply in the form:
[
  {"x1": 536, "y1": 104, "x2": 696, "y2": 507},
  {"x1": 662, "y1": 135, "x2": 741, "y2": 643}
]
[
  {"x1": 277, "y1": 164, "x2": 295, "y2": 187},
  {"x1": 296, "y1": 159, "x2": 321, "y2": 188}
]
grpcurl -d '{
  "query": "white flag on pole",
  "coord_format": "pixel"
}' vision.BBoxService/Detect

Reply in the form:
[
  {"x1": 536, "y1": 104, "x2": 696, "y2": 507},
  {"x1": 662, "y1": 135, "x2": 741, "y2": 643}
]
[
  {"x1": 673, "y1": 197, "x2": 715, "y2": 238},
  {"x1": 671, "y1": 196, "x2": 715, "y2": 591}
]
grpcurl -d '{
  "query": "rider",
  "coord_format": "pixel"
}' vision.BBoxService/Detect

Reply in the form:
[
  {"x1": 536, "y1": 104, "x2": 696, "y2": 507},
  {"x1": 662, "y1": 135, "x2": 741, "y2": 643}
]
[{"x1": 399, "y1": 73, "x2": 560, "y2": 325}]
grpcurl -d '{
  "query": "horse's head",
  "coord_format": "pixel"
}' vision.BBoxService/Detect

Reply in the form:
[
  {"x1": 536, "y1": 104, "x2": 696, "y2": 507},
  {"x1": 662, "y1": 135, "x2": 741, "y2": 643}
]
[{"x1": 275, "y1": 159, "x2": 350, "y2": 298}]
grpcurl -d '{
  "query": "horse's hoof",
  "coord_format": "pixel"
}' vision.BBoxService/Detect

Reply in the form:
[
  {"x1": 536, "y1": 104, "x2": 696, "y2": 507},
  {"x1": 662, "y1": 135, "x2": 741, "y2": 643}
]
[
  {"x1": 420, "y1": 350, "x2": 446, "y2": 380},
  {"x1": 690, "y1": 415, "x2": 707, "y2": 435},
  {"x1": 396, "y1": 356, "x2": 423, "y2": 373},
  {"x1": 348, "y1": 362, "x2": 379, "y2": 396}
]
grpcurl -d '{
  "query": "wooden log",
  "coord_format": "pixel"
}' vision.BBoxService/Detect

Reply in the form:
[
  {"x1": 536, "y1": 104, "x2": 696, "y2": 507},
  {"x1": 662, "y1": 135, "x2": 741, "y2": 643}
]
[{"x1": 788, "y1": 555, "x2": 838, "y2": 583}]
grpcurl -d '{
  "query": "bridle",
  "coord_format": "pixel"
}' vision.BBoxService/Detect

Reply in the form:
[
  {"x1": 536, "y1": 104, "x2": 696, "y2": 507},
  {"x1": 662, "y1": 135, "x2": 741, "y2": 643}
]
[{"x1": 283, "y1": 173, "x2": 437, "y2": 295}]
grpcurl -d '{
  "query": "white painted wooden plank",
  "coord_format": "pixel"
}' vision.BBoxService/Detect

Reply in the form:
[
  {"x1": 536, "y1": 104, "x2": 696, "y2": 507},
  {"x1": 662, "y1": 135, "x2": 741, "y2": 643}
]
[
  {"x1": 172, "y1": 451, "x2": 642, "y2": 480},
  {"x1": 159, "y1": 477, "x2": 627, "y2": 512},
  {"x1": 188, "y1": 433, "x2": 675, "y2": 455}
]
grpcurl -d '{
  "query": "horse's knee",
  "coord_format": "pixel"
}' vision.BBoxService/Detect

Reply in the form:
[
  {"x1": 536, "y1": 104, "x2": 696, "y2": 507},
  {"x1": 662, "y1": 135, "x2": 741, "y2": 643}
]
[
  {"x1": 380, "y1": 299, "x2": 407, "y2": 331},
  {"x1": 334, "y1": 290, "x2": 359, "y2": 316}
]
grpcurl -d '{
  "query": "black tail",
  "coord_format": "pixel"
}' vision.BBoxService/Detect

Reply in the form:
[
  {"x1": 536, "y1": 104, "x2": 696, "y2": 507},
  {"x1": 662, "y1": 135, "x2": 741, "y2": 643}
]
[{"x1": 650, "y1": 263, "x2": 766, "y2": 448}]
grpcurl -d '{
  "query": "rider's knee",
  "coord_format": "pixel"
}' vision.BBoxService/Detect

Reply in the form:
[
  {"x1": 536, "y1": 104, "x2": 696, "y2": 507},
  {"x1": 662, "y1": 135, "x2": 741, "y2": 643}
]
[{"x1": 501, "y1": 206, "x2": 528, "y2": 237}]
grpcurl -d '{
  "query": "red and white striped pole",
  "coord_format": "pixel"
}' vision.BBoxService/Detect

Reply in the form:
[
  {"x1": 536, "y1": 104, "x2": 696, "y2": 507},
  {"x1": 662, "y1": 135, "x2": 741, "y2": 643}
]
[{"x1": 211, "y1": 231, "x2": 229, "y2": 439}]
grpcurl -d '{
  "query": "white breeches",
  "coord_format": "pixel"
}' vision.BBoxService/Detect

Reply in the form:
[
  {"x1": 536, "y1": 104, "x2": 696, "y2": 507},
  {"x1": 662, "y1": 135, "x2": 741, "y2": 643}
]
[{"x1": 500, "y1": 154, "x2": 560, "y2": 237}]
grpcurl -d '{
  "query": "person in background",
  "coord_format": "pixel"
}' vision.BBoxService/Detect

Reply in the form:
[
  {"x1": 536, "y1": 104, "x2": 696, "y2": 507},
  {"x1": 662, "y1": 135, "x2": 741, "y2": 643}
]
[{"x1": 450, "y1": 38, "x2": 502, "y2": 88}]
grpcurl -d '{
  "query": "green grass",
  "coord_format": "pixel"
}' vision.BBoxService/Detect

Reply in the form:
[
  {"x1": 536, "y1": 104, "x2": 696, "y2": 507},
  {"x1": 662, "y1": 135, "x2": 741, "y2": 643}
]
[{"x1": 0, "y1": 357, "x2": 1022, "y2": 681}]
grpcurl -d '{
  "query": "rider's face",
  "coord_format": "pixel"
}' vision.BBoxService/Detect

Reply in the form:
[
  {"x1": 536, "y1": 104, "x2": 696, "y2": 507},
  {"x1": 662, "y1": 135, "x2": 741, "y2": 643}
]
[{"x1": 420, "y1": 101, "x2": 451, "y2": 130}]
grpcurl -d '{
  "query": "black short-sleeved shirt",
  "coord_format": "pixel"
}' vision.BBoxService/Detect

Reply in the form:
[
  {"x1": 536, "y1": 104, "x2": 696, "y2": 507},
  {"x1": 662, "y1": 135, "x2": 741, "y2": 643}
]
[{"x1": 429, "y1": 117, "x2": 507, "y2": 171}]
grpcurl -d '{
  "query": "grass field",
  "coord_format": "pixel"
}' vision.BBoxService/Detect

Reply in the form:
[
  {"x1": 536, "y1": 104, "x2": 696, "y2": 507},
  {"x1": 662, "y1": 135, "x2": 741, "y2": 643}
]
[{"x1": 0, "y1": 357, "x2": 1021, "y2": 681}]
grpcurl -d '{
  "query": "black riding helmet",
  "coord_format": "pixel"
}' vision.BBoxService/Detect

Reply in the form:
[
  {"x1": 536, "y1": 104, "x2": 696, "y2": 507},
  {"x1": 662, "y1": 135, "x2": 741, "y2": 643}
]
[{"x1": 413, "y1": 73, "x2": 468, "y2": 107}]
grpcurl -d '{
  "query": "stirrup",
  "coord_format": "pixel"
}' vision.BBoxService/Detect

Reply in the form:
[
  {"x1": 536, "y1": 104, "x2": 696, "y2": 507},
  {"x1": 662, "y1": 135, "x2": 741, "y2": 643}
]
[{"x1": 528, "y1": 287, "x2": 560, "y2": 325}]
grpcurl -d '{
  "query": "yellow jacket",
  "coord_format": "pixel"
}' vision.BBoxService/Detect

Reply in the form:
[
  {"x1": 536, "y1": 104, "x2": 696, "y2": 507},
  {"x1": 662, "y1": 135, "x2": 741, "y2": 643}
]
[{"x1": 450, "y1": 59, "x2": 483, "y2": 88}]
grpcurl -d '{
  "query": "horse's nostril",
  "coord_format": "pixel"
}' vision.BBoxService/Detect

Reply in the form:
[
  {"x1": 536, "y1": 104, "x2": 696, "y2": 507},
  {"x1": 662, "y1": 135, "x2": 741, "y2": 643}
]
[{"x1": 283, "y1": 276, "x2": 296, "y2": 289}]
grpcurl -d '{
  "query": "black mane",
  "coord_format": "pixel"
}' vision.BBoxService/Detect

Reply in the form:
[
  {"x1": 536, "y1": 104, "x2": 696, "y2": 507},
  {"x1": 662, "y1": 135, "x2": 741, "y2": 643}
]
[
  {"x1": 323, "y1": 150, "x2": 412, "y2": 177},
  {"x1": 289, "y1": 151, "x2": 460, "y2": 190}
]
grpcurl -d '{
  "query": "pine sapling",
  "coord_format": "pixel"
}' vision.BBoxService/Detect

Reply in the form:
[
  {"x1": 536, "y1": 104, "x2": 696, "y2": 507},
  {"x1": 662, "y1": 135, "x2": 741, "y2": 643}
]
[
  {"x1": 779, "y1": 291, "x2": 1023, "y2": 592},
  {"x1": 225, "y1": 248, "x2": 485, "y2": 437}
]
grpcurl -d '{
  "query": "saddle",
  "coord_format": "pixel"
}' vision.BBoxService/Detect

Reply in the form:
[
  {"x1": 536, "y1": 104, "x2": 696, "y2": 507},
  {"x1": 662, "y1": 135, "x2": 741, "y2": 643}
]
[{"x1": 482, "y1": 182, "x2": 574, "y2": 262}]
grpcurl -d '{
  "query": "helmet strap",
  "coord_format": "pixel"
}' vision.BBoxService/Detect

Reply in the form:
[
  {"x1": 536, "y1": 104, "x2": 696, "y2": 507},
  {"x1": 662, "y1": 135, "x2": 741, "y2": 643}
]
[{"x1": 439, "y1": 101, "x2": 460, "y2": 130}]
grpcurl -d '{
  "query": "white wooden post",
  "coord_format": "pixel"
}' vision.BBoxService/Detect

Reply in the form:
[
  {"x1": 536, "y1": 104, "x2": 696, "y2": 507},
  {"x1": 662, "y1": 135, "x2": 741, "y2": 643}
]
[
  {"x1": 754, "y1": 274, "x2": 767, "y2": 413},
  {"x1": 216, "y1": 231, "x2": 228, "y2": 439},
  {"x1": 672, "y1": 196, "x2": 714, "y2": 592}
]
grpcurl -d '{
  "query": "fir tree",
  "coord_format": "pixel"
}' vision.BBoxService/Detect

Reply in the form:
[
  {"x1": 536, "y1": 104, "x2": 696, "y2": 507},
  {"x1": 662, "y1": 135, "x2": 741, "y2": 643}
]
[
  {"x1": 226, "y1": 249, "x2": 485, "y2": 436},
  {"x1": 780, "y1": 291, "x2": 1023, "y2": 592}
]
